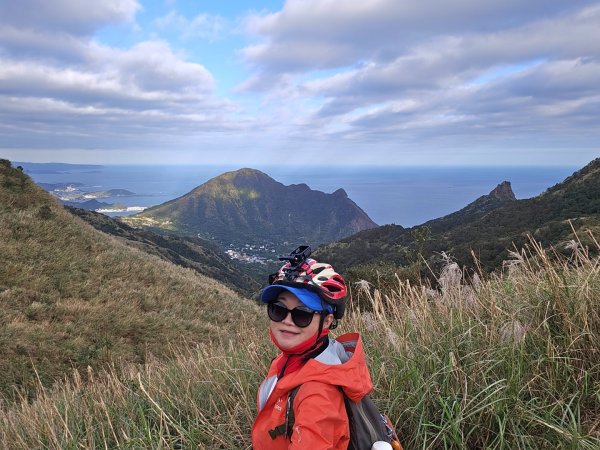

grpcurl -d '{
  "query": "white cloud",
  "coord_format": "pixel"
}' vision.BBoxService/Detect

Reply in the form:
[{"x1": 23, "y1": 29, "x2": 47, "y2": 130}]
[
  {"x1": 0, "y1": 0, "x2": 140, "y2": 35},
  {"x1": 238, "y1": 1, "x2": 600, "y2": 150},
  {"x1": 242, "y1": 0, "x2": 577, "y2": 71},
  {"x1": 0, "y1": 41, "x2": 215, "y2": 106},
  {"x1": 111, "y1": 41, "x2": 215, "y2": 94},
  {"x1": 0, "y1": 0, "x2": 598, "y2": 165},
  {"x1": 0, "y1": 0, "x2": 238, "y2": 152}
]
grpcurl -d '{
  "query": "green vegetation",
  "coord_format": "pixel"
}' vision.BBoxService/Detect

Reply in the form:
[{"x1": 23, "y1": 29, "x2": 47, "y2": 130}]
[
  {"x1": 317, "y1": 159, "x2": 600, "y2": 284},
  {"x1": 1, "y1": 230, "x2": 598, "y2": 448},
  {"x1": 2, "y1": 158, "x2": 599, "y2": 448},
  {"x1": 67, "y1": 207, "x2": 262, "y2": 297},
  {"x1": 0, "y1": 160, "x2": 261, "y2": 399},
  {"x1": 123, "y1": 168, "x2": 378, "y2": 249}
]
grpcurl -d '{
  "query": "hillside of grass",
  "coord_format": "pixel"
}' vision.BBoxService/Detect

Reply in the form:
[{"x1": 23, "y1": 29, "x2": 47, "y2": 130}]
[
  {"x1": 66, "y1": 206, "x2": 262, "y2": 297},
  {"x1": 0, "y1": 159, "x2": 261, "y2": 399},
  {"x1": 1, "y1": 232, "x2": 598, "y2": 449}
]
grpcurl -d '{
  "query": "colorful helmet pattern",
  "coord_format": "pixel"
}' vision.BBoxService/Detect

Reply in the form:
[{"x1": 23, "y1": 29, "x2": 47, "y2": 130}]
[{"x1": 269, "y1": 257, "x2": 348, "y2": 319}]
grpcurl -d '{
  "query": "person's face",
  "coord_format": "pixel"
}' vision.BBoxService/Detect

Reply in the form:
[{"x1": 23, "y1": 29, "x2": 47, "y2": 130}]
[{"x1": 269, "y1": 291, "x2": 333, "y2": 351}]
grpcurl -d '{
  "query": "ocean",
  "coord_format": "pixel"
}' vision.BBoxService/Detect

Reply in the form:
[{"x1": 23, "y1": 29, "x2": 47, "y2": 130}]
[{"x1": 20, "y1": 163, "x2": 579, "y2": 227}]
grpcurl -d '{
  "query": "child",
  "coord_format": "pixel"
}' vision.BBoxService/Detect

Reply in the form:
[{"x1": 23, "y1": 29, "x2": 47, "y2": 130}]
[{"x1": 251, "y1": 247, "x2": 376, "y2": 450}]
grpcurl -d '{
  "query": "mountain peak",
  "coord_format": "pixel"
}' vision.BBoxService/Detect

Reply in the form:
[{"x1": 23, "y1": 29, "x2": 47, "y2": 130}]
[
  {"x1": 488, "y1": 181, "x2": 516, "y2": 201},
  {"x1": 218, "y1": 168, "x2": 271, "y2": 182},
  {"x1": 202, "y1": 168, "x2": 280, "y2": 193},
  {"x1": 132, "y1": 168, "x2": 377, "y2": 247},
  {"x1": 232, "y1": 167, "x2": 268, "y2": 176}
]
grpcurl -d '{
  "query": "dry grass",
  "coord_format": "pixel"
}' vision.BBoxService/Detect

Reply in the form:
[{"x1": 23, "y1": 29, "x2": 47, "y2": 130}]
[
  {"x1": 1, "y1": 233, "x2": 599, "y2": 449},
  {"x1": 0, "y1": 317, "x2": 272, "y2": 449},
  {"x1": 343, "y1": 233, "x2": 600, "y2": 449},
  {"x1": 0, "y1": 161, "x2": 262, "y2": 399},
  {"x1": 2, "y1": 161, "x2": 599, "y2": 448}
]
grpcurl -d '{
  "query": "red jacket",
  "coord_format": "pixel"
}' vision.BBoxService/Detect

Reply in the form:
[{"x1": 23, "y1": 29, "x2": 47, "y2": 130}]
[{"x1": 252, "y1": 333, "x2": 373, "y2": 450}]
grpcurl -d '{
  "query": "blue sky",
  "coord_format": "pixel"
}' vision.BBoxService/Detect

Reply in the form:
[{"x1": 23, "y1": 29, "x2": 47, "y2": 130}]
[{"x1": 0, "y1": 0, "x2": 599, "y2": 166}]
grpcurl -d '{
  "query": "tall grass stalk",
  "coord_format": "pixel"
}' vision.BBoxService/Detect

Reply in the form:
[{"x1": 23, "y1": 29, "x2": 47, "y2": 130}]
[{"x1": 1, "y1": 238, "x2": 599, "y2": 449}]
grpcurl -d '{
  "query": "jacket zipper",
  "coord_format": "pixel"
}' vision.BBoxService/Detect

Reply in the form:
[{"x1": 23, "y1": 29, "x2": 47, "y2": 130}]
[{"x1": 355, "y1": 401, "x2": 378, "y2": 442}]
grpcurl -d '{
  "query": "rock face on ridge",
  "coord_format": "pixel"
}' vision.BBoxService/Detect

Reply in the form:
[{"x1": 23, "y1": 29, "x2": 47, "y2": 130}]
[
  {"x1": 489, "y1": 181, "x2": 516, "y2": 201},
  {"x1": 127, "y1": 168, "x2": 377, "y2": 247}
]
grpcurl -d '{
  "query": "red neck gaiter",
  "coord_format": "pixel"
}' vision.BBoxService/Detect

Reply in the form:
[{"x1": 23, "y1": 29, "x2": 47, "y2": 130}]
[{"x1": 270, "y1": 327, "x2": 330, "y2": 378}]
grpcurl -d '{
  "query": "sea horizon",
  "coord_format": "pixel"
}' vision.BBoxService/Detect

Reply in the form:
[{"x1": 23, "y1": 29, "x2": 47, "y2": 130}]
[{"x1": 15, "y1": 160, "x2": 582, "y2": 228}]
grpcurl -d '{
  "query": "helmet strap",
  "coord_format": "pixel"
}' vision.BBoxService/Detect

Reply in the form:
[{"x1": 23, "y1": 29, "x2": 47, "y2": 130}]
[
  {"x1": 316, "y1": 311, "x2": 326, "y2": 337},
  {"x1": 318, "y1": 298, "x2": 337, "y2": 330},
  {"x1": 329, "y1": 318, "x2": 338, "y2": 330},
  {"x1": 297, "y1": 313, "x2": 329, "y2": 365}
]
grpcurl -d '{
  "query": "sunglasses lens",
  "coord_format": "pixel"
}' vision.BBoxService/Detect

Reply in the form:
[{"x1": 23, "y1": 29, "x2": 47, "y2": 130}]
[
  {"x1": 267, "y1": 303, "x2": 316, "y2": 328},
  {"x1": 291, "y1": 309, "x2": 314, "y2": 328},
  {"x1": 268, "y1": 303, "x2": 288, "y2": 322}
]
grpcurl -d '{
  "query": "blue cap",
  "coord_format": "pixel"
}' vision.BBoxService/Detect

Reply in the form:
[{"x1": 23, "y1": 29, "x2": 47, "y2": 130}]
[{"x1": 260, "y1": 285, "x2": 333, "y2": 313}]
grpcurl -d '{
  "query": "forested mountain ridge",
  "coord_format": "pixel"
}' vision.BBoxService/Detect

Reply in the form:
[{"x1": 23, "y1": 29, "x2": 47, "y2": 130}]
[
  {"x1": 316, "y1": 158, "x2": 600, "y2": 277},
  {"x1": 123, "y1": 168, "x2": 377, "y2": 249},
  {"x1": 421, "y1": 180, "x2": 516, "y2": 233}
]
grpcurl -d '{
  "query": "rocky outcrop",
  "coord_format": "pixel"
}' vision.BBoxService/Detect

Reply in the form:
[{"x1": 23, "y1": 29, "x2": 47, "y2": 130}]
[{"x1": 489, "y1": 181, "x2": 516, "y2": 201}]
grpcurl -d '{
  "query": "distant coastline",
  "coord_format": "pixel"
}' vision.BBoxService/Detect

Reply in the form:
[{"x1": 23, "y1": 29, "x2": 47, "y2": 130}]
[
  {"x1": 15, "y1": 161, "x2": 580, "y2": 227},
  {"x1": 97, "y1": 206, "x2": 147, "y2": 213}
]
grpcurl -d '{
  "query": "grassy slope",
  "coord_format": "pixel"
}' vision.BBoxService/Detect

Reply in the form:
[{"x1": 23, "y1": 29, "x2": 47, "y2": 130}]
[
  {"x1": 66, "y1": 206, "x2": 262, "y2": 297},
  {"x1": 0, "y1": 160, "x2": 261, "y2": 398},
  {"x1": 1, "y1": 159, "x2": 599, "y2": 449},
  {"x1": 1, "y1": 235, "x2": 598, "y2": 449}
]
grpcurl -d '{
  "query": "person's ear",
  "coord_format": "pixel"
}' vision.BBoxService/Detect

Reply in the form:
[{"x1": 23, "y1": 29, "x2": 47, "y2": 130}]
[{"x1": 324, "y1": 313, "x2": 334, "y2": 329}]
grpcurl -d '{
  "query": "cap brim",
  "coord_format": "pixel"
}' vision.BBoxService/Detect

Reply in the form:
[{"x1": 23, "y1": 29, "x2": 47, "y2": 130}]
[{"x1": 260, "y1": 285, "x2": 326, "y2": 311}]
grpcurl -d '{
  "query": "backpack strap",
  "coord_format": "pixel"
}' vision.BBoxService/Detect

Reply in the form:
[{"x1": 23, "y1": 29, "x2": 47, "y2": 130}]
[
  {"x1": 268, "y1": 385, "x2": 301, "y2": 440},
  {"x1": 268, "y1": 384, "x2": 403, "y2": 449},
  {"x1": 269, "y1": 385, "x2": 346, "y2": 441}
]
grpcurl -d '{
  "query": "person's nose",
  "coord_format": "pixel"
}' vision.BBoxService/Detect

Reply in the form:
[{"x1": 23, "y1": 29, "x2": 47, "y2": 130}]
[{"x1": 281, "y1": 310, "x2": 295, "y2": 325}]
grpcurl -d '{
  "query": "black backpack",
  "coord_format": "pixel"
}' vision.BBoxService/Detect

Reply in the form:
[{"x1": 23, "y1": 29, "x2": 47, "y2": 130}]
[{"x1": 269, "y1": 385, "x2": 401, "y2": 450}]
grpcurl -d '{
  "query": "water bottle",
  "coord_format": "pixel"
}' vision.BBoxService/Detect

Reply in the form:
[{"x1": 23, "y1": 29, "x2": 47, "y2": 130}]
[{"x1": 372, "y1": 441, "x2": 393, "y2": 450}]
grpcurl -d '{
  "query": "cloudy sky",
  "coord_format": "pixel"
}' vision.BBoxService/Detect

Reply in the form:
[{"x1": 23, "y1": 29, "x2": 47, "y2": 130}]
[{"x1": 1, "y1": 0, "x2": 599, "y2": 166}]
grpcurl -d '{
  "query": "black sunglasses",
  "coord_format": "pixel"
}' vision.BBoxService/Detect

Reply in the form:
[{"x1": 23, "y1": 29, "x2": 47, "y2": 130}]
[{"x1": 267, "y1": 302, "x2": 319, "y2": 328}]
